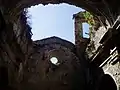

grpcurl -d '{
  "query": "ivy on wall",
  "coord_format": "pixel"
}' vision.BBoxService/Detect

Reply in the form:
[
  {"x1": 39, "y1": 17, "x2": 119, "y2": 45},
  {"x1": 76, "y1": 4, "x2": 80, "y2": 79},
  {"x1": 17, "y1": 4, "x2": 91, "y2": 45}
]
[
  {"x1": 76, "y1": 11, "x2": 96, "y2": 57},
  {"x1": 82, "y1": 11, "x2": 95, "y2": 39},
  {"x1": 74, "y1": 11, "x2": 95, "y2": 38},
  {"x1": 82, "y1": 11, "x2": 95, "y2": 26}
]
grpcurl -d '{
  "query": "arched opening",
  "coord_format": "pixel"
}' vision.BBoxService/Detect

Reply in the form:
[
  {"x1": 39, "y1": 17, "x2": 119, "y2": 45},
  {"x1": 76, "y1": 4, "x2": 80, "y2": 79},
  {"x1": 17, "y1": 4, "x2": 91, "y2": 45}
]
[
  {"x1": 98, "y1": 74, "x2": 117, "y2": 90},
  {"x1": 9, "y1": 0, "x2": 115, "y2": 25},
  {"x1": 27, "y1": 3, "x2": 85, "y2": 43},
  {"x1": 1, "y1": 0, "x2": 119, "y2": 89}
]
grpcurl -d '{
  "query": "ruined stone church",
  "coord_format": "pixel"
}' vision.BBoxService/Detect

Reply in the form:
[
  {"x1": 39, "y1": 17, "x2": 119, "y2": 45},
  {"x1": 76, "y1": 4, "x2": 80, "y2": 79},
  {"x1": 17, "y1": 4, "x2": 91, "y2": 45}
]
[{"x1": 0, "y1": 0, "x2": 120, "y2": 90}]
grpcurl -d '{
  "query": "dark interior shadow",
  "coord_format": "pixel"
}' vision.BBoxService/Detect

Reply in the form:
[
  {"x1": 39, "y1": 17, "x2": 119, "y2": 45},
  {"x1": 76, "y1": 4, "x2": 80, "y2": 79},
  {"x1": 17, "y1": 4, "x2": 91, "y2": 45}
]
[{"x1": 98, "y1": 74, "x2": 117, "y2": 90}]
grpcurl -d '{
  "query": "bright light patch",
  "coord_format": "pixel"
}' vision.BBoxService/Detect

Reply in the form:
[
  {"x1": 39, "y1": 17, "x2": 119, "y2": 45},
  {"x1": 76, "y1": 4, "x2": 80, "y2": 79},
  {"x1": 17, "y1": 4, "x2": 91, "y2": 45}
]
[
  {"x1": 50, "y1": 57, "x2": 58, "y2": 65},
  {"x1": 83, "y1": 23, "x2": 90, "y2": 38},
  {"x1": 27, "y1": 3, "x2": 85, "y2": 43}
]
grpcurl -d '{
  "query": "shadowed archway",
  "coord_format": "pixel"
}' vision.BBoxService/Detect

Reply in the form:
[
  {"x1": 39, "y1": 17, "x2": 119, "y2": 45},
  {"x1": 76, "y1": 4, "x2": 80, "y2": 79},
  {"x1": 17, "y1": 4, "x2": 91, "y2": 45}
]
[
  {"x1": 1, "y1": 0, "x2": 120, "y2": 25},
  {"x1": 0, "y1": 0, "x2": 120, "y2": 90}
]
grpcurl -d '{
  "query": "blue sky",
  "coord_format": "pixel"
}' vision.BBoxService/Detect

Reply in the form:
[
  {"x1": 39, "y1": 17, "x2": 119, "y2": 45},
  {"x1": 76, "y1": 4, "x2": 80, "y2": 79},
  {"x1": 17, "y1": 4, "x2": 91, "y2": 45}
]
[{"x1": 27, "y1": 3, "x2": 88, "y2": 43}]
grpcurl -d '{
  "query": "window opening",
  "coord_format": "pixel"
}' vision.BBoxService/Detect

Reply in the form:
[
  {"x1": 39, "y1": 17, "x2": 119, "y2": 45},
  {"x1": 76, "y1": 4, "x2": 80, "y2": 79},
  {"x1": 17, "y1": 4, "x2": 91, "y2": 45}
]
[{"x1": 82, "y1": 23, "x2": 89, "y2": 38}]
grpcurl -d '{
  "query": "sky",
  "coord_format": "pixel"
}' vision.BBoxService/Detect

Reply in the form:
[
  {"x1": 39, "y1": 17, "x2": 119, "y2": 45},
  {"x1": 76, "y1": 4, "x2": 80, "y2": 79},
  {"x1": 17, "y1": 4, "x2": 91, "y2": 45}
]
[{"x1": 27, "y1": 3, "x2": 89, "y2": 43}]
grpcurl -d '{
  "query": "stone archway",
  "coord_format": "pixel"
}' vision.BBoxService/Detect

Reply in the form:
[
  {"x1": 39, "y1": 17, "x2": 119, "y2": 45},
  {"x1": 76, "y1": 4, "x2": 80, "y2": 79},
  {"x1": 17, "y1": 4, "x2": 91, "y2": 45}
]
[
  {"x1": 98, "y1": 74, "x2": 117, "y2": 90},
  {"x1": 1, "y1": 0, "x2": 120, "y2": 25},
  {"x1": 0, "y1": 0, "x2": 120, "y2": 90}
]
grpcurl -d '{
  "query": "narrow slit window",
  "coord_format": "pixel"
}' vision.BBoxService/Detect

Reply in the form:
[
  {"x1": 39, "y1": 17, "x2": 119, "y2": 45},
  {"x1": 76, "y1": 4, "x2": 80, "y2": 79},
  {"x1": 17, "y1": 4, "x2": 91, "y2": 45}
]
[{"x1": 82, "y1": 23, "x2": 89, "y2": 38}]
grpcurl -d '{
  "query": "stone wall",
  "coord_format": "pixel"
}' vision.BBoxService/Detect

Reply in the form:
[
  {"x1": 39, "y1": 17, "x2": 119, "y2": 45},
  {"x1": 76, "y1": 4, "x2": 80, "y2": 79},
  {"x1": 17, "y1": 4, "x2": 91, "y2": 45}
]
[
  {"x1": 103, "y1": 61, "x2": 120, "y2": 90},
  {"x1": 74, "y1": 10, "x2": 120, "y2": 90},
  {"x1": 21, "y1": 36, "x2": 88, "y2": 90},
  {"x1": 0, "y1": 0, "x2": 120, "y2": 90},
  {"x1": 0, "y1": 9, "x2": 32, "y2": 89},
  {"x1": 90, "y1": 19, "x2": 120, "y2": 90}
]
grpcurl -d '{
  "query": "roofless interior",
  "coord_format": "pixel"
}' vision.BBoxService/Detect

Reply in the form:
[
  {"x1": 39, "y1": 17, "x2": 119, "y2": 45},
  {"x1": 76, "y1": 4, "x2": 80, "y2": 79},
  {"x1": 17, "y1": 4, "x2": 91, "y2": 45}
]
[
  {"x1": 27, "y1": 3, "x2": 90, "y2": 43},
  {"x1": 0, "y1": 0, "x2": 120, "y2": 90}
]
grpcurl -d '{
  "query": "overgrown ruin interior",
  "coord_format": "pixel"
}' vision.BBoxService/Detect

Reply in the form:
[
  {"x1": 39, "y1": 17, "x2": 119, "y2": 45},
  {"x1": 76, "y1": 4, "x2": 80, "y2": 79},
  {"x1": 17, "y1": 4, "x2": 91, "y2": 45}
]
[{"x1": 0, "y1": 0, "x2": 120, "y2": 90}]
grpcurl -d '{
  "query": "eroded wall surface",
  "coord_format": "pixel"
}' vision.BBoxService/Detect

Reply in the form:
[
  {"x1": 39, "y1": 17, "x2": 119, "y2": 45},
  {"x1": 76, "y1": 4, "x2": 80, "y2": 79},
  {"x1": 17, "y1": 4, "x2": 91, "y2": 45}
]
[
  {"x1": 0, "y1": 0, "x2": 120, "y2": 89},
  {"x1": 103, "y1": 61, "x2": 120, "y2": 89},
  {"x1": 21, "y1": 37, "x2": 87, "y2": 90},
  {"x1": 0, "y1": 9, "x2": 32, "y2": 89},
  {"x1": 74, "y1": 11, "x2": 120, "y2": 90}
]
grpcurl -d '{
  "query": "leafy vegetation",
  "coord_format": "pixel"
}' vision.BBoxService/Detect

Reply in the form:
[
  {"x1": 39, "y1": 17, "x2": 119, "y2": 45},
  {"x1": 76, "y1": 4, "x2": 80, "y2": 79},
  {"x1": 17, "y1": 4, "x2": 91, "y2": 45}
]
[
  {"x1": 82, "y1": 11, "x2": 96, "y2": 57},
  {"x1": 82, "y1": 11, "x2": 95, "y2": 39},
  {"x1": 82, "y1": 11, "x2": 95, "y2": 26}
]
